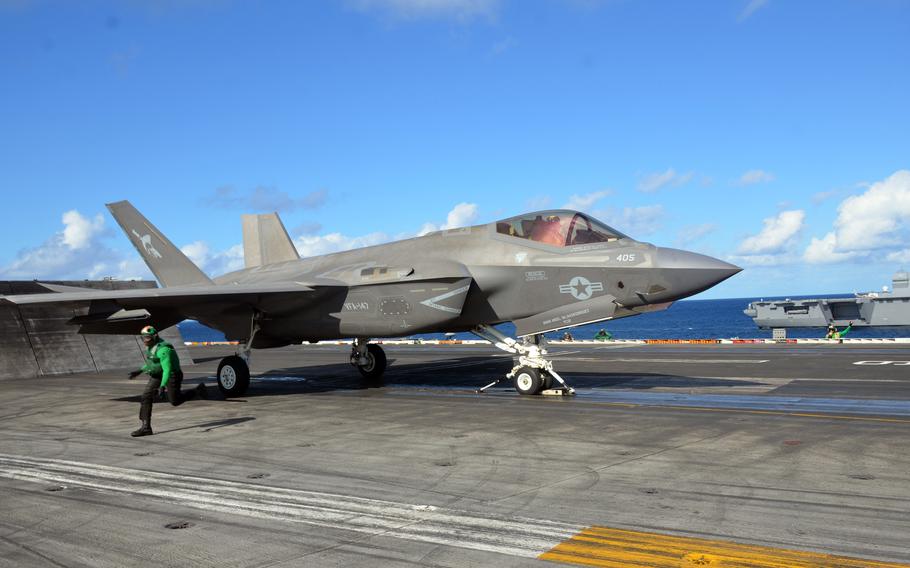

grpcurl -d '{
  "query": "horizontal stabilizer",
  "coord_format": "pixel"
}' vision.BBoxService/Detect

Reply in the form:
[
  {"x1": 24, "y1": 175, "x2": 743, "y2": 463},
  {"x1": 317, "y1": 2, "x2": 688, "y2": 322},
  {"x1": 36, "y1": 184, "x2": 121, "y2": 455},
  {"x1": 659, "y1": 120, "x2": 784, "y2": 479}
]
[
  {"x1": 243, "y1": 212, "x2": 300, "y2": 268},
  {"x1": 107, "y1": 200, "x2": 213, "y2": 288},
  {"x1": 514, "y1": 294, "x2": 618, "y2": 337}
]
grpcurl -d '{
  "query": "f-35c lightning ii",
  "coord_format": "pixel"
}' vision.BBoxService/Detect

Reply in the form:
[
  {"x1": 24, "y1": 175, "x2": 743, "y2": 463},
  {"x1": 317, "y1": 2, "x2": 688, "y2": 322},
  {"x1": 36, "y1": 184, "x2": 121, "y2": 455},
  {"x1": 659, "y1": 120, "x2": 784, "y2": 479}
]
[{"x1": 1, "y1": 202, "x2": 740, "y2": 396}]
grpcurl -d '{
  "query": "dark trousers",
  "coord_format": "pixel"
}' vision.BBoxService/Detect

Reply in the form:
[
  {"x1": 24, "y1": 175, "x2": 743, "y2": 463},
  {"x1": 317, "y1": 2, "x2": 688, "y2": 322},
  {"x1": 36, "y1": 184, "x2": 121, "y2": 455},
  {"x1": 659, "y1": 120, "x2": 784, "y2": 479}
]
[{"x1": 138, "y1": 371, "x2": 195, "y2": 423}]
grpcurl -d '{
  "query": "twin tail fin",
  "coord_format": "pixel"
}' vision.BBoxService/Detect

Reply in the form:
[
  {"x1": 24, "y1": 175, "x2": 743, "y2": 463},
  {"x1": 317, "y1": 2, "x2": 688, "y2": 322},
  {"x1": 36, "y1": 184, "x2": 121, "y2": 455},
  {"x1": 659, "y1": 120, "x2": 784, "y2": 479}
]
[{"x1": 106, "y1": 200, "x2": 213, "y2": 288}]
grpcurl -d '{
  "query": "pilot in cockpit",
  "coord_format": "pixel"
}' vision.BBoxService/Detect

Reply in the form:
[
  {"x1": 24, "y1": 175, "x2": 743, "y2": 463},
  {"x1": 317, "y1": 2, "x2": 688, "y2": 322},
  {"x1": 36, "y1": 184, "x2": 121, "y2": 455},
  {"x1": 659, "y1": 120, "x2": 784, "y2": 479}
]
[{"x1": 530, "y1": 215, "x2": 564, "y2": 246}]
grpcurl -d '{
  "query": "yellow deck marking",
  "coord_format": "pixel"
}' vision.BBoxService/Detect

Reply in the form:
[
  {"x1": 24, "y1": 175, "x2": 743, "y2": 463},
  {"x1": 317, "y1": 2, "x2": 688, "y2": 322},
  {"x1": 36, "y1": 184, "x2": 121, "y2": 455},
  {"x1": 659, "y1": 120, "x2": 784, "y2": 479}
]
[{"x1": 540, "y1": 526, "x2": 910, "y2": 567}]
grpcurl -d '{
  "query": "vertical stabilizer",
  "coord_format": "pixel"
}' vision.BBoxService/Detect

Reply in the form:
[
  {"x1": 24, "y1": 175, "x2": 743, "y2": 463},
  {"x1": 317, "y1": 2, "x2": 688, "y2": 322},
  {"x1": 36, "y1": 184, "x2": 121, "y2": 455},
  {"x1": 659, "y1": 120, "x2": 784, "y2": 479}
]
[
  {"x1": 242, "y1": 213, "x2": 300, "y2": 268},
  {"x1": 106, "y1": 201, "x2": 213, "y2": 287}
]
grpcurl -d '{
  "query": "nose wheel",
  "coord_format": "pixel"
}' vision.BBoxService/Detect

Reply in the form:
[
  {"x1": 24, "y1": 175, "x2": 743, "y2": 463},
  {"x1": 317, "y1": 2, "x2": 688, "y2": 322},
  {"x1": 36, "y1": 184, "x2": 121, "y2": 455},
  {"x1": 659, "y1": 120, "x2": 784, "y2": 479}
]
[
  {"x1": 471, "y1": 325, "x2": 574, "y2": 396},
  {"x1": 513, "y1": 366, "x2": 544, "y2": 395}
]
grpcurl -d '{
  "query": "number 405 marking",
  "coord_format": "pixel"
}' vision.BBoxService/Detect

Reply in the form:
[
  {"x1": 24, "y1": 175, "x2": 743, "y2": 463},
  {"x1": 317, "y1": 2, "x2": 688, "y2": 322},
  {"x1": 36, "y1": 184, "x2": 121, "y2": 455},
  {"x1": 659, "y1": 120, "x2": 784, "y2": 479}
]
[{"x1": 853, "y1": 361, "x2": 910, "y2": 366}]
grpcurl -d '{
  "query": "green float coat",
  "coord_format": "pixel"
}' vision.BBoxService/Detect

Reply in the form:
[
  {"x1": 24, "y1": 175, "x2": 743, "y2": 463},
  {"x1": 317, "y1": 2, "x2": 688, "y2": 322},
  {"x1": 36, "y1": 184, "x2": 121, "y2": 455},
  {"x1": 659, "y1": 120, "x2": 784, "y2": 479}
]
[{"x1": 140, "y1": 341, "x2": 181, "y2": 388}]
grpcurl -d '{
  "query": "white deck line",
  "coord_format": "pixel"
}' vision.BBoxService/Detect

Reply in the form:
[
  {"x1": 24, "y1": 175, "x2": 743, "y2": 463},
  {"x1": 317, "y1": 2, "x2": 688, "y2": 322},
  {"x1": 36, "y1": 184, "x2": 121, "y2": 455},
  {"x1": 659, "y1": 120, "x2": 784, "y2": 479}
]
[{"x1": 0, "y1": 453, "x2": 580, "y2": 559}]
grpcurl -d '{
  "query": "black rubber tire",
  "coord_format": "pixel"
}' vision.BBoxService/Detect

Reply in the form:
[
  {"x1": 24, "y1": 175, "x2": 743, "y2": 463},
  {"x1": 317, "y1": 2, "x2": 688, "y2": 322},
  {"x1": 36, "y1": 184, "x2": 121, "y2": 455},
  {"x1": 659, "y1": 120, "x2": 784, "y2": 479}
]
[
  {"x1": 513, "y1": 366, "x2": 543, "y2": 395},
  {"x1": 217, "y1": 355, "x2": 250, "y2": 397},
  {"x1": 541, "y1": 373, "x2": 554, "y2": 391},
  {"x1": 357, "y1": 344, "x2": 387, "y2": 382}
]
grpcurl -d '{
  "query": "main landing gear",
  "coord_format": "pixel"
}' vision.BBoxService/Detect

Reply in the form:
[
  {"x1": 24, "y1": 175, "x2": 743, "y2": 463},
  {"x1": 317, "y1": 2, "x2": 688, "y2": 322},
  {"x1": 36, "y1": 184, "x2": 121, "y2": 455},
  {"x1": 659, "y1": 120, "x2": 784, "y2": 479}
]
[
  {"x1": 217, "y1": 355, "x2": 250, "y2": 397},
  {"x1": 350, "y1": 338, "x2": 387, "y2": 385},
  {"x1": 216, "y1": 312, "x2": 258, "y2": 397},
  {"x1": 471, "y1": 324, "x2": 575, "y2": 396}
]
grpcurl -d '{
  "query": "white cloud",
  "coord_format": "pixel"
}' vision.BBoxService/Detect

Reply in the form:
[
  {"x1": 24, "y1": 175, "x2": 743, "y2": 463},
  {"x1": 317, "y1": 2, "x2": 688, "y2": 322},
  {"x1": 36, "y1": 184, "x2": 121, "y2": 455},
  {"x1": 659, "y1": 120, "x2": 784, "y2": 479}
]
[
  {"x1": 179, "y1": 241, "x2": 246, "y2": 276},
  {"x1": 177, "y1": 202, "x2": 481, "y2": 266},
  {"x1": 738, "y1": 0, "x2": 768, "y2": 21},
  {"x1": 444, "y1": 202, "x2": 478, "y2": 229},
  {"x1": 803, "y1": 232, "x2": 860, "y2": 264},
  {"x1": 728, "y1": 253, "x2": 788, "y2": 267},
  {"x1": 417, "y1": 202, "x2": 479, "y2": 235},
  {"x1": 801, "y1": 171, "x2": 910, "y2": 265},
  {"x1": 0, "y1": 208, "x2": 251, "y2": 282},
  {"x1": 737, "y1": 210, "x2": 804, "y2": 255},
  {"x1": 830, "y1": 170, "x2": 910, "y2": 251},
  {"x1": 595, "y1": 205, "x2": 665, "y2": 236},
  {"x1": 294, "y1": 232, "x2": 391, "y2": 258},
  {"x1": 0, "y1": 210, "x2": 151, "y2": 281},
  {"x1": 61, "y1": 210, "x2": 105, "y2": 249},
  {"x1": 348, "y1": 0, "x2": 498, "y2": 21},
  {"x1": 735, "y1": 169, "x2": 775, "y2": 186},
  {"x1": 289, "y1": 202, "x2": 480, "y2": 258},
  {"x1": 561, "y1": 190, "x2": 611, "y2": 211},
  {"x1": 114, "y1": 257, "x2": 155, "y2": 282},
  {"x1": 886, "y1": 249, "x2": 910, "y2": 264},
  {"x1": 180, "y1": 241, "x2": 210, "y2": 268},
  {"x1": 637, "y1": 168, "x2": 694, "y2": 193}
]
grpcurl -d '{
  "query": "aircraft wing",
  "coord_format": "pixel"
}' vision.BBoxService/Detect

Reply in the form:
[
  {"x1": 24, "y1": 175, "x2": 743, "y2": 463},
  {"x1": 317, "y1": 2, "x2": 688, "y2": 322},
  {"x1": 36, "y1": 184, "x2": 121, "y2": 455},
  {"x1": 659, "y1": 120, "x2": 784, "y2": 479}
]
[
  {"x1": 0, "y1": 280, "x2": 346, "y2": 335},
  {"x1": 0, "y1": 281, "x2": 321, "y2": 309}
]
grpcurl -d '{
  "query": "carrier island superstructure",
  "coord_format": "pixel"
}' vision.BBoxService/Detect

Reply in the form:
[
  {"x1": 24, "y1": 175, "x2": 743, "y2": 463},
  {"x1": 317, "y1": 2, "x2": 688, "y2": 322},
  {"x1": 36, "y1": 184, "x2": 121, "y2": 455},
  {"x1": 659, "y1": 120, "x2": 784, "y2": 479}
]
[{"x1": 744, "y1": 270, "x2": 910, "y2": 328}]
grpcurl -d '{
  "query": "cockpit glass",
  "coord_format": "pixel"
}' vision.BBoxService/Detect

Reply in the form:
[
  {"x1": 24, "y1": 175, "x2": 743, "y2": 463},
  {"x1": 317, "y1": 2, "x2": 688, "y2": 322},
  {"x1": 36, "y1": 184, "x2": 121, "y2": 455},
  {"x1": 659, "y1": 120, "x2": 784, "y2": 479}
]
[{"x1": 495, "y1": 211, "x2": 626, "y2": 247}]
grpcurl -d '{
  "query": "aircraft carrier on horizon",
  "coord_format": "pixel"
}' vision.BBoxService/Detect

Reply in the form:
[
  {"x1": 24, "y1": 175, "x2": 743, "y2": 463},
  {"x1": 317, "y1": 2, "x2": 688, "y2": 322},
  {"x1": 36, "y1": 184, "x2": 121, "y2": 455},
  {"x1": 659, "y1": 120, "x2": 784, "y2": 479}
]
[{"x1": 744, "y1": 269, "x2": 910, "y2": 329}]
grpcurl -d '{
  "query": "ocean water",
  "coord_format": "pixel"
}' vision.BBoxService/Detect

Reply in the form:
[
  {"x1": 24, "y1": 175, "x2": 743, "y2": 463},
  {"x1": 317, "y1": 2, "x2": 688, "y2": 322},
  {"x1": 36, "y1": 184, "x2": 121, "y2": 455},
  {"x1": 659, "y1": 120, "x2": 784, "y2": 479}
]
[{"x1": 177, "y1": 294, "x2": 910, "y2": 342}]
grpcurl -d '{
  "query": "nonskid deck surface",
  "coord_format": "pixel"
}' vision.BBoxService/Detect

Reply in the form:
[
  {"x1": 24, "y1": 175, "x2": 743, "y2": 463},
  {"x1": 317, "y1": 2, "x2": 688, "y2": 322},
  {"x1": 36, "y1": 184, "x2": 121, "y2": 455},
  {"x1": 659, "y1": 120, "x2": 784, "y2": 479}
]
[{"x1": 1, "y1": 343, "x2": 909, "y2": 567}]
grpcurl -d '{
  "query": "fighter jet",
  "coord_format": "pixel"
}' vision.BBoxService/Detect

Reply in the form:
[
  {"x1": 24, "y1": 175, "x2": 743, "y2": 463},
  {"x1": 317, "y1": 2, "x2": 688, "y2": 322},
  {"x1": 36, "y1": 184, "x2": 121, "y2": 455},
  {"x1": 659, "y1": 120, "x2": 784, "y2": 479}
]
[{"x1": 1, "y1": 202, "x2": 740, "y2": 396}]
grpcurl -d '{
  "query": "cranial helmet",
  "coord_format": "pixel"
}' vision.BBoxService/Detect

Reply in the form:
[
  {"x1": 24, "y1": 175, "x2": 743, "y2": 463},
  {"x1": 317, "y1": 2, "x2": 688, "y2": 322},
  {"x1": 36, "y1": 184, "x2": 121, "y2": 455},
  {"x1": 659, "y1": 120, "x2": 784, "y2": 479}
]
[{"x1": 140, "y1": 325, "x2": 158, "y2": 337}]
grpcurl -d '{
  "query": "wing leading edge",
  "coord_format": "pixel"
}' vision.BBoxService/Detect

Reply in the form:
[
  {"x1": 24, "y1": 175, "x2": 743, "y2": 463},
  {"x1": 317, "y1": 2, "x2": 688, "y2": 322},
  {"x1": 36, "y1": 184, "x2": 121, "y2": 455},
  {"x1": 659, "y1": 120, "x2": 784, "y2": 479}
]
[
  {"x1": 1, "y1": 281, "x2": 316, "y2": 307},
  {"x1": 0, "y1": 281, "x2": 329, "y2": 335}
]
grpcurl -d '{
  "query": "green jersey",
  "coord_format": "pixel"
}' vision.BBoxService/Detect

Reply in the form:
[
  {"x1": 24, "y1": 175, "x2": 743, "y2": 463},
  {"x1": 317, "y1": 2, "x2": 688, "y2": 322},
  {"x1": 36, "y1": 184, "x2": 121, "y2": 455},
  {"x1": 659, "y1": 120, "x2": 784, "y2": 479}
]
[
  {"x1": 140, "y1": 340, "x2": 181, "y2": 387},
  {"x1": 594, "y1": 330, "x2": 613, "y2": 341}
]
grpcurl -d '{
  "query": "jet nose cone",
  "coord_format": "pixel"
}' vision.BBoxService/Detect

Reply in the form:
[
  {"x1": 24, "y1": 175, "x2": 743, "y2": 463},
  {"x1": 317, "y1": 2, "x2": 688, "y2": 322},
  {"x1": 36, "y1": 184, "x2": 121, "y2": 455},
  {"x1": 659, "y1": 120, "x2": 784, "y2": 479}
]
[{"x1": 655, "y1": 247, "x2": 742, "y2": 300}]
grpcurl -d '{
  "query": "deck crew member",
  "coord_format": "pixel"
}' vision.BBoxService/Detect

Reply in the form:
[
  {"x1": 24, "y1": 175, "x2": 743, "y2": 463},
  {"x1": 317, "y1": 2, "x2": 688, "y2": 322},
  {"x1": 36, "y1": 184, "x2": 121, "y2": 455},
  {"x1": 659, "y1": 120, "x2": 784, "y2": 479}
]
[
  {"x1": 594, "y1": 328, "x2": 613, "y2": 341},
  {"x1": 128, "y1": 325, "x2": 206, "y2": 437}
]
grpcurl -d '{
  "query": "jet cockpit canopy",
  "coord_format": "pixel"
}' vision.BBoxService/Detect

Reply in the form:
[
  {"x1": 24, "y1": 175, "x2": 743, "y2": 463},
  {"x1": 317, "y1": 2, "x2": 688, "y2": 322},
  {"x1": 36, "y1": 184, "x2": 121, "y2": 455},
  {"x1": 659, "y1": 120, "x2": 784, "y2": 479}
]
[{"x1": 495, "y1": 210, "x2": 627, "y2": 247}]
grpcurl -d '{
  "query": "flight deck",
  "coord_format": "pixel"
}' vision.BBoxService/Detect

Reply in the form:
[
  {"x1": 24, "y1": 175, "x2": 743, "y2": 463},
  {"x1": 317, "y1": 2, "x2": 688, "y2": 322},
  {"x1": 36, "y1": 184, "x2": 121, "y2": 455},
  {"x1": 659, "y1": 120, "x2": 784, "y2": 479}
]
[{"x1": 1, "y1": 342, "x2": 909, "y2": 567}]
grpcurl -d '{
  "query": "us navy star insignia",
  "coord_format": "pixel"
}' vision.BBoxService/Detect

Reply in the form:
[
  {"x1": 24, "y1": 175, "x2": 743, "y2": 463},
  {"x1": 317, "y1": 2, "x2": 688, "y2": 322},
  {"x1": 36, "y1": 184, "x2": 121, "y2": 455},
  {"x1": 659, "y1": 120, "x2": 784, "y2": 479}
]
[{"x1": 559, "y1": 276, "x2": 603, "y2": 301}]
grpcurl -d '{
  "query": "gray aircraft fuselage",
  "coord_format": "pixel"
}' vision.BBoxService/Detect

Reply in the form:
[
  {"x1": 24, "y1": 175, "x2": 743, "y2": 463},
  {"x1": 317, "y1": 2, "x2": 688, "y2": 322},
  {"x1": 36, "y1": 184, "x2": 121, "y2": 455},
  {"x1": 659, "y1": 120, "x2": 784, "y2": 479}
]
[{"x1": 190, "y1": 211, "x2": 739, "y2": 347}]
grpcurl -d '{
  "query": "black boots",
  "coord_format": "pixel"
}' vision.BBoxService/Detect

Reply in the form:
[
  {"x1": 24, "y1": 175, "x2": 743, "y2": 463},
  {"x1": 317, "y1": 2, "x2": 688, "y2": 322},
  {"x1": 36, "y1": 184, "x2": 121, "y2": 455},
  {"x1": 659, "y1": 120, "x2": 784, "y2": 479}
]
[
  {"x1": 195, "y1": 383, "x2": 208, "y2": 399},
  {"x1": 131, "y1": 421, "x2": 153, "y2": 437}
]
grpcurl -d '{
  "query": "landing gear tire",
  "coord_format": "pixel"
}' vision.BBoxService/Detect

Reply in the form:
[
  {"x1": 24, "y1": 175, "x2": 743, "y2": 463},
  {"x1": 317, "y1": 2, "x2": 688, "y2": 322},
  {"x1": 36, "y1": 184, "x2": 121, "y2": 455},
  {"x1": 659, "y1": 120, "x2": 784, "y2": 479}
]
[
  {"x1": 357, "y1": 344, "x2": 387, "y2": 383},
  {"x1": 217, "y1": 355, "x2": 250, "y2": 397},
  {"x1": 541, "y1": 373, "x2": 554, "y2": 391},
  {"x1": 513, "y1": 366, "x2": 543, "y2": 395}
]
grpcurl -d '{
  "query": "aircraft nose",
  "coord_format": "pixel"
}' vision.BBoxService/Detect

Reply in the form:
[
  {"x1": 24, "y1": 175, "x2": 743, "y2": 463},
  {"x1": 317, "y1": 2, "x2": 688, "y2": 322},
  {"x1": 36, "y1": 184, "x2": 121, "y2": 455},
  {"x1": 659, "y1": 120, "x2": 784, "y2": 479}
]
[{"x1": 653, "y1": 247, "x2": 742, "y2": 300}]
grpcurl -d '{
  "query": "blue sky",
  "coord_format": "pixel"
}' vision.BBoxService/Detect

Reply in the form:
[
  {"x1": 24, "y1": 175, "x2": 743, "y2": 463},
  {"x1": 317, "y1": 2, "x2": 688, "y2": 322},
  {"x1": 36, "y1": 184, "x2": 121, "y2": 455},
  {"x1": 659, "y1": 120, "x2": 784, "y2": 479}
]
[{"x1": 1, "y1": 0, "x2": 909, "y2": 299}]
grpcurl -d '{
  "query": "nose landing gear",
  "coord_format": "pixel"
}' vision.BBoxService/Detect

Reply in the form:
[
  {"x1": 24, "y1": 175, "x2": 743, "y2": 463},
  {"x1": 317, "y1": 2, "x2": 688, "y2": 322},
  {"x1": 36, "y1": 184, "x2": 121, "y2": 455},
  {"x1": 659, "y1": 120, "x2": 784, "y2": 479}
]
[{"x1": 470, "y1": 325, "x2": 575, "y2": 396}]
